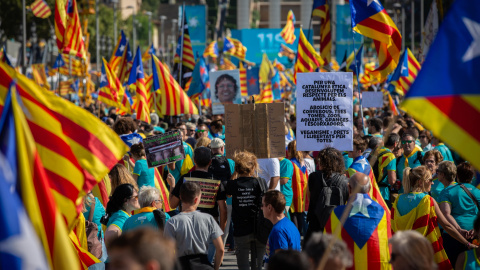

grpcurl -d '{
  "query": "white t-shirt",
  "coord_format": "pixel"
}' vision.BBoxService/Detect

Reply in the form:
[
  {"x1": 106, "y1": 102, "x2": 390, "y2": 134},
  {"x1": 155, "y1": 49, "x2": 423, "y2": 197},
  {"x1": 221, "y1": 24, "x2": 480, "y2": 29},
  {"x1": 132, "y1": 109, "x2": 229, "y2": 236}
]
[{"x1": 257, "y1": 158, "x2": 280, "y2": 190}]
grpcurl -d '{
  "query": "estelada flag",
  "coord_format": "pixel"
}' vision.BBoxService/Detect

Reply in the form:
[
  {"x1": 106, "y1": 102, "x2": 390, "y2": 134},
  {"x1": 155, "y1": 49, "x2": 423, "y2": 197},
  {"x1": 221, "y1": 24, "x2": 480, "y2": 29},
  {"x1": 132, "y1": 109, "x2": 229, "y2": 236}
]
[
  {"x1": 30, "y1": 0, "x2": 51, "y2": 18},
  {"x1": 401, "y1": 0, "x2": 480, "y2": 171},
  {"x1": 392, "y1": 195, "x2": 451, "y2": 270},
  {"x1": 325, "y1": 193, "x2": 391, "y2": 270},
  {"x1": 290, "y1": 159, "x2": 308, "y2": 213},
  {"x1": 349, "y1": 0, "x2": 401, "y2": 80}
]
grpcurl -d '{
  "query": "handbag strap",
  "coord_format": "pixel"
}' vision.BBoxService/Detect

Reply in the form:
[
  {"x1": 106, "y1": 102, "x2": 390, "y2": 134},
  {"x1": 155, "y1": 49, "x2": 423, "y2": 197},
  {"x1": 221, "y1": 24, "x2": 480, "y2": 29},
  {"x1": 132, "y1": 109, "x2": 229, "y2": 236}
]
[
  {"x1": 88, "y1": 199, "x2": 96, "y2": 222},
  {"x1": 459, "y1": 184, "x2": 480, "y2": 211}
]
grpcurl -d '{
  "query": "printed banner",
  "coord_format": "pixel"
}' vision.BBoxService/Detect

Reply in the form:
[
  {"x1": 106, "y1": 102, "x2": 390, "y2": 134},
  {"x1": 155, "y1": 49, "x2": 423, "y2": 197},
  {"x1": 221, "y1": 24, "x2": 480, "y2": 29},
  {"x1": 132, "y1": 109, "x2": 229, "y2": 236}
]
[
  {"x1": 143, "y1": 131, "x2": 185, "y2": 168},
  {"x1": 296, "y1": 72, "x2": 353, "y2": 151},
  {"x1": 184, "y1": 177, "x2": 221, "y2": 209}
]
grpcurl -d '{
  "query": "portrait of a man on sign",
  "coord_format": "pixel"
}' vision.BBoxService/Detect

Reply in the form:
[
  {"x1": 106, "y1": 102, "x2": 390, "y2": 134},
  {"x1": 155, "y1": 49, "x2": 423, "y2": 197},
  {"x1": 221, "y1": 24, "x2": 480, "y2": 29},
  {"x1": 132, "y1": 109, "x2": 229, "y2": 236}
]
[{"x1": 210, "y1": 70, "x2": 242, "y2": 114}]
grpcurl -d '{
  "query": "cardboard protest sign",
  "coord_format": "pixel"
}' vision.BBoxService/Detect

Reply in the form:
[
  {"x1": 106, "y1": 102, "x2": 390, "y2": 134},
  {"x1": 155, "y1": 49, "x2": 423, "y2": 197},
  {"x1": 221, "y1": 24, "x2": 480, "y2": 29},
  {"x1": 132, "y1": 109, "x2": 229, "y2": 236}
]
[
  {"x1": 143, "y1": 131, "x2": 185, "y2": 168},
  {"x1": 210, "y1": 70, "x2": 242, "y2": 115},
  {"x1": 184, "y1": 177, "x2": 221, "y2": 209},
  {"x1": 362, "y1": 91, "x2": 384, "y2": 108},
  {"x1": 225, "y1": 103, "x2": 285, "y2": 159},
  {"x1": 296, "y1": 72, "x2": 353, "y2": 151}
]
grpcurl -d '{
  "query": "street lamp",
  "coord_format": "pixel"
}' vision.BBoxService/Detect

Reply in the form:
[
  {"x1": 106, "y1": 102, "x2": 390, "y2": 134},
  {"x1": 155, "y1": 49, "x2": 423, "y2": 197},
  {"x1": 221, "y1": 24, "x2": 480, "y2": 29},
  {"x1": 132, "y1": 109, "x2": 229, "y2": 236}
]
[
  {"x1": 126, "y1": 5, "x2": 136, "y2": 50},
  {"x1": 160, "y1": 15, "x2": 167, "y2": 61},
  {"x1": 144, "y1": 11, "x2": 152, "y2": 47},
  {"x1": 111, "y1": 0, "x2": 118, "y2": 43}
]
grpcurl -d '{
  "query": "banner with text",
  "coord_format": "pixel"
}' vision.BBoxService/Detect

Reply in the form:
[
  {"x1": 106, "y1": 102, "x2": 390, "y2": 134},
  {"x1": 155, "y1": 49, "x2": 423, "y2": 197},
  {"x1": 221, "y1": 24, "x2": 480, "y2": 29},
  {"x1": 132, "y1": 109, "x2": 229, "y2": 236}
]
[
  {"x1": 296, "y1": 72, "x2": 353, "y2": 151},
  {"x1": 144, "y1": 131, "x2": 186, "y2": 168}
]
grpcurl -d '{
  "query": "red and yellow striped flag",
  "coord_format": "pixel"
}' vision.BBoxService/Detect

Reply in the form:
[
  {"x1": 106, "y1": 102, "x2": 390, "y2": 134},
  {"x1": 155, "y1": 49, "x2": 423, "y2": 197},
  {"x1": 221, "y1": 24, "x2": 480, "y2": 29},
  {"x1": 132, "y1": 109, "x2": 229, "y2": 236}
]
[
  {"x1": 290, "y1": 160, "x2": 308, "y2": 213},
  {"x1": 70, "y1": 214, "x2": 101, "y2": 268},
  {"x1": 55, "y1": 0, "x2": 86, "y2": 59},
  {"x1": 173, "y1": 15, "x2": 195, "y2": 70},
  {"x1": 239, "y1": 61, "x2": 248, "y2": 97},
  {"x1": 224, "y1": 37, "x2": 247, "y2": 60},
  {"x1": 0, "y1": 61, "x2": 129, "y2": 231},
  {"x1": 32, "y1": 63, "x2": 50, "y2": 89},
  {"x1": 30, "y1": 0, "x2": 52, "y2": 18},
  {"x1": 325, "y1": 194, "x2": 391, "y2": 270},
  {"x1": 152, "y1": 55, "x2": 198, "y2": 116},
  {"x1": 91, "y1": 175, "x2": 111, "y2": 208},
  {"x1": 259, "y1": 83, "x2": 273, "y2": 103},
  {"x1": 98, "y1": 58, "x2": 121, "y2": 109},
  {"x1": 294, "y1": 28, "x2": 324, "y2": 83},
  {"x1": 127, "y1": 47, "x2": 151, "y2": 123},
  {"x1": 319, "y1": 4, "x2": 332, "y2": 64},
  {"x1": 390, "y1": 49, "x2": 421, "y2": 95},
  {"x1": 59, "y1": 79, "x2": 74, "y2": 96},
  {"x1": 220, "y1": 57, "x2": 237, "y2": 70},
  {"x1": 109, "y1": 30, "x2": 128, "y2": 75},
  {"x1": 153, "y1": 167, "x2": 171, "y2": 212},
  {"x1": 392, "y1": 195, "x2": 451, "y2": 269},
  {"x1": 280, "y1": 10, "x2": 296, "y2": 44},
  {"x1": 59, "y1": 54, "x2": 83, "y2": 76},
  {"x1": 3, "y1": 82, "x2": 82, "y2": 270}
]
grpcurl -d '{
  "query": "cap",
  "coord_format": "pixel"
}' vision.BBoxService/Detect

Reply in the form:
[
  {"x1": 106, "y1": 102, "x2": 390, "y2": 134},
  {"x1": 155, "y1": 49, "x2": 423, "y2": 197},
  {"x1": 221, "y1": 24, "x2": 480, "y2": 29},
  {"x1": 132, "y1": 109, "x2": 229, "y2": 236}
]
[{"x1": 210, "y1": 138, "x2": 225, "y2": 149}]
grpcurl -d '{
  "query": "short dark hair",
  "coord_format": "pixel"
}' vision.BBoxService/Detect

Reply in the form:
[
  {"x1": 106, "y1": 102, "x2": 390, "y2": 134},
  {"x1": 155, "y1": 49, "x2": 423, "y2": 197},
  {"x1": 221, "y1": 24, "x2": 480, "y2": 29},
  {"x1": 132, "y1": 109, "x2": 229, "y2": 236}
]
[
  {"x1": 113, "y1": 117, "x2": 137, "y2": 135},
  {"x1": 130, "y1": 143, "x2": 146, "y2": 157},
  {"x1": 368, "y1": 136, "x2": 383, "y2": 150},
  {"x1": 457, "y1": 162, "x2": 475, "y2": 183},
  {"x1": 210, "y1": 119, "x2": 223, "y2": 130},
  {"x1": 108, "y1": 228, "x2": 176, "y2": 270},
  {"x1": 194, "y1": 147, "x2": 212, "y2": 167},
  {"x1": 267, "y1": 250, "x2": 310, "y2": 270},
  {"x1": 368, "y1": 118, "x2": 383, "y2": 132},
  {"x1": 215, "y1": 74, "x2": 238, "y2": 99},
  {"x1": 353, "y1": 135, "x2": 367, "y2": 153},
  {"x1": 180, "y1": 181, "x2": 201, "y2": 205},
  {"x1": 385, "y1": 133, "x2": 400, "y2": 148},
  {"x1": 317, "y1": 147, "x2": 345, "y2": 179},
  {"x1": 264, "y1": 190, "x2": 286, "y2": 214}
]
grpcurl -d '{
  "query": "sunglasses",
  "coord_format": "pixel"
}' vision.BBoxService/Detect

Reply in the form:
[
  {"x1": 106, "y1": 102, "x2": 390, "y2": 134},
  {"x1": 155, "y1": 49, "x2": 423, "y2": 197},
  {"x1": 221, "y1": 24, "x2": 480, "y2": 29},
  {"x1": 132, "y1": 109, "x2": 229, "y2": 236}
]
[
  {"x1": 197, "y1": 129, "x2": 207, "y2": 133},
  {"x1": 401, "y1": 140, "x2": 414, "y2": 144}
]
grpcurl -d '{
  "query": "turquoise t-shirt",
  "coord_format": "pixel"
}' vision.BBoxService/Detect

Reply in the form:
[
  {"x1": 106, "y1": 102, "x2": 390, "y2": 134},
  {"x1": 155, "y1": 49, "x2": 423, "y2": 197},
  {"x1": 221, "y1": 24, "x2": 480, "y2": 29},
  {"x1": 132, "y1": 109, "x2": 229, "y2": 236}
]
[
  {"x1": 83, "y1": 197, "x2": 106, "y2": 238},
  {"x1": 434, "y1": 144, "x2": 454, "y2": 162},
  {"x1": 462, "y1": 249, "x2": 480, "y2": 270},
  {"x1": 107, "y1": 210, "x2": 131, "y2": 232},
  {"x1": 430, "y1": 178, "x2": 444, "y2": 202},
  {"x1": 226, "y1": 157, "x2": 235, "y2": 205},
  {"x1": 167, "y1": 142, "x2": 194, "y2": 183},
  {"x1": 123, "y1": 207, "x2": 171, "y2": 231},
  {"x1": 396, "y1": 150, "x2": 425, "y2": 192},
  {"x1": 396, "y1": 192, "x2": 428, "y2": 216},
  {"x1": 439, "y1": 183, "x2": 480, "y2": 231},
  {"x1": 342, "y1": 152, "x2": 353, "y2": 170},
  {"x1": 378, "y1": 152, "x2": 396, "y2": 201},
  {"x1": 133, "y1": 159, "x2": 155, "y2": 189},
  {"x1": 279, "y1": 158, "x2": 294, "y2": 207}
]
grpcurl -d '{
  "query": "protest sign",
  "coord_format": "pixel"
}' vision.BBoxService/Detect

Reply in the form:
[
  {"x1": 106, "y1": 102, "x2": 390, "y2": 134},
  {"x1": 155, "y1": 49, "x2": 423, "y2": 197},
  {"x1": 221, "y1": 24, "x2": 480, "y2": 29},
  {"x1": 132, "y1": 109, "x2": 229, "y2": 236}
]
[
  {"x1": 225, "y1": 103, "x2": 285, "y2": 159},
  {"x1": 296, "y1": 72, "x2": 353, "y2": 151},
  {"x1": 184, "y1": 177, "x2": 221, "y2": 209},
  {"x1": 362, "y1": 91, "x2": 384, "y2": 108},
  {"x1": 143, "y1": 131, "x2": 185, "y2": 168},
  {"x1": 210, "y1": 70, "x2": 242, "y2": 115}
]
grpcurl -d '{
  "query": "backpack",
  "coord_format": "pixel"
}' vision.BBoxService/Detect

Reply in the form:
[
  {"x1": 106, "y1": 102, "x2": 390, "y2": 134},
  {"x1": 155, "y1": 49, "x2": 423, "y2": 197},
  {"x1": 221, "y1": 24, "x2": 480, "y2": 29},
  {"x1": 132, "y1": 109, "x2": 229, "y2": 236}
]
[
  {"x1": 313, "y1": 173, "x2": 345, "y2": 231},
  {"x1": 253, "y1": 177, "x2": 273, "y2": 245},
  {"x1": 371, "y1": 150, "x2": 391, "y2": 183},
  {"x1": 209, "y1": 155, "x2": 232, "y2": 182},
  {"x1": 85, "y1": 200, "x2": 103, "y2": 259}
]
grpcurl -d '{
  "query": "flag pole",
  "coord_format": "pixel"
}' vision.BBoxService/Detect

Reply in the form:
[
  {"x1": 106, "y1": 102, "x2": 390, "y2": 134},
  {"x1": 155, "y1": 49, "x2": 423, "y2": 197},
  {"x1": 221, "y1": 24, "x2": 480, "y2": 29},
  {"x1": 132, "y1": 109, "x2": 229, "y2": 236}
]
[
  {"x1": 178, "y1": 3, "x2": 185, "y2": 87},
  {"x1": 350, "y1": 29, "x2": 367, "y2": 135}
]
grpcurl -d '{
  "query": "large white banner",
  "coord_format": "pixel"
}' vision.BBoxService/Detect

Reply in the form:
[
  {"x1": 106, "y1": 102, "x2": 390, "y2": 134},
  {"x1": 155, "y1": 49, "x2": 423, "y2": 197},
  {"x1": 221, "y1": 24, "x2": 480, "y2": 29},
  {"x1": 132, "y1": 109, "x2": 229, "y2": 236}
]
[{"x1": 296, "y1": 72, "x2": 353, "y2": 151}]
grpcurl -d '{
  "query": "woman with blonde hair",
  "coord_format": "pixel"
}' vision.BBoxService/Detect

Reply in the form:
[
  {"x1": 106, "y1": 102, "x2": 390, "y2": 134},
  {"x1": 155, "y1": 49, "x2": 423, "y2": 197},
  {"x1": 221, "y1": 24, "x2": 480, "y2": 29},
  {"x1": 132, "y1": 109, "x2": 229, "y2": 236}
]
[
  {"x1": 195, "y1": 136, "x2": 212, "y2": 149},
  {"x1": 109, "y1": 163, "x2": 138, "y2": 195},
  {"x1": 225, "y1": 151, "x2": 269, "y2": 270},
  {"x1": 389, "y1": 230, "x2": 437, "y2": 270},
  {"x1": 392, "y1": 166, "x2": 475, "y2": 269},
  {"x1": 424, "y1": 149, "x2": 444, "y2": 201}
]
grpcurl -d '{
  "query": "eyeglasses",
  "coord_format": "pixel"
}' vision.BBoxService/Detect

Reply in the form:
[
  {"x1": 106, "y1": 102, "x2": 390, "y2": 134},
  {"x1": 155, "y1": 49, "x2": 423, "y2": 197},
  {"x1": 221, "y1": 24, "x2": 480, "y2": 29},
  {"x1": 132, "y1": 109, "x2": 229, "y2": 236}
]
[
  {"x1": 154, "y1": 199, "x2": 163, "y2": 203},
  {"x1": 389, "y1": 252, "x2": 397, "y2": 263},
  {"x1": 401, "y1": 140, "x2": 414, "y2": 145},
  {"x1": 197, "y1": 129, "x2": 207, "y2": 133}
]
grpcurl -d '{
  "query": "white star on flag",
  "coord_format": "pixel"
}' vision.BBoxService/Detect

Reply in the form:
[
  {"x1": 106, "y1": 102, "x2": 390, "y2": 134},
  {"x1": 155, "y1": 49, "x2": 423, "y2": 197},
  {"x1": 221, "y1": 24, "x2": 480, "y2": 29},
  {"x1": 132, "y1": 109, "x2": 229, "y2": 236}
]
[
  {"x1": 136, "y1": 65, "x2": 142, "y2": 75},
  {"x1": 462, "y1": 17, "x2": 480, "y2": 62},
  {"x1": 119, "y1": 45, "x2": 125, "y2": 52},
  {"x1": 357, "y1": 158, "x2": 369, "y2": 170},
  {"x1": 401, "y1": 65, "x2": 407, "y2": 72},
  {"x1": 349, "y1": 193, "x2": 372, "y2": 218},
  {"x1": 100, "y1": 74, "x2": 107, "y2": 83},
  {"x1": 367, "y1": 0, "x2": 381, "y2": 7}
]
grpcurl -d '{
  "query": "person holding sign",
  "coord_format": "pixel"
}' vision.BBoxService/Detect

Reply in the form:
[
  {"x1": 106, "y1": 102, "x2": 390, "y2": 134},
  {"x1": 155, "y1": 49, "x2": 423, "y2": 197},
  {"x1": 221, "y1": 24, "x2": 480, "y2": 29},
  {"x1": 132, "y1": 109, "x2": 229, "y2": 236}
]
[
  {"x1": 169, "y1": 147, "x2": 227, "y2": 264},
  {"x1": 124, "y1": 143, "x2": 155, "y2": 190}
]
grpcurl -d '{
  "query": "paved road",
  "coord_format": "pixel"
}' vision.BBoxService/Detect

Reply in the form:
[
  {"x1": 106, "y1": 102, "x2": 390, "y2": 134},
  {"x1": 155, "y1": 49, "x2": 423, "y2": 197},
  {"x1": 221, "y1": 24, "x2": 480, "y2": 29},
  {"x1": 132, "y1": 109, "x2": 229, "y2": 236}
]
[{"x1": 220, "y1": 249, "x2": 239, "y2": 270}]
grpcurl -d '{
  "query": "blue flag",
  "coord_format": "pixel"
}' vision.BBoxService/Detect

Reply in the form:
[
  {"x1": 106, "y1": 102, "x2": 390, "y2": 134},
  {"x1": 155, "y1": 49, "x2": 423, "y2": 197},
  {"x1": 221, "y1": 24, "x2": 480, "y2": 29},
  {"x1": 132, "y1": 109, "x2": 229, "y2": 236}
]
[
  {"x1": 246, "y1": 67, "x2": 260, "y2": 96},
  {"x1": 53, "y1": 54, "x2": 65, "y2": 69},
  {"x1": 349, "y1": 44, "x2": 364, "y2": 75},
  {"x1": 71, "y1": 79, "x2": 79, "y2": 93},
  {"x1": 187, "y1": 56, "x2": 209, "y2": 97},
  {"x1": 387, "y1": 50, "x2": 408, "y2": 92}
]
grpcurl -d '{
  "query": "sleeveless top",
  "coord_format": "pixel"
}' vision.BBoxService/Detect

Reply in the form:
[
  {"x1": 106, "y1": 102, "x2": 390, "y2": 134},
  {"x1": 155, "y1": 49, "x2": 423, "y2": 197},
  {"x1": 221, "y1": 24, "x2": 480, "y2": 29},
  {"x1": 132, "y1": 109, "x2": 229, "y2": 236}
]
[{"x1": 462, "y1": 249, "x2": 480, "y2": 270}]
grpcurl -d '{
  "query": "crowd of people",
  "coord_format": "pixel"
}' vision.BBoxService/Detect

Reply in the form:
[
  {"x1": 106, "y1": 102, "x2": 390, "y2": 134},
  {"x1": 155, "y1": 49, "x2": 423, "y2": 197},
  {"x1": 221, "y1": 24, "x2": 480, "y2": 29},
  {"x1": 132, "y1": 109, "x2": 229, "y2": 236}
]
[{"x1": 80, "y1": 102, "x2": 480, "y2": 270}]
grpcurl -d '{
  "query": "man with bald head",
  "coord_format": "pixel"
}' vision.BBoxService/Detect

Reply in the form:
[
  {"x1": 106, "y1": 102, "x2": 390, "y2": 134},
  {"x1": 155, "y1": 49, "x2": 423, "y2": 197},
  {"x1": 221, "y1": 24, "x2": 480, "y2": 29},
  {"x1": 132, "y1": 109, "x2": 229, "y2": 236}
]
[{"x1": 324, "y1": 173, "x2": 391, "y2": 270}]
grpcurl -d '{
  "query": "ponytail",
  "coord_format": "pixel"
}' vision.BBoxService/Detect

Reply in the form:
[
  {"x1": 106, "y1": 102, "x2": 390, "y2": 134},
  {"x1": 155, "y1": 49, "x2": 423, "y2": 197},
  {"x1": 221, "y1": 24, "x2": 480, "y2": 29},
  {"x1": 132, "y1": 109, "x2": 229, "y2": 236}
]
[{"x1": 403, "y1": 166, "x2": 431, "y2": 193}]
